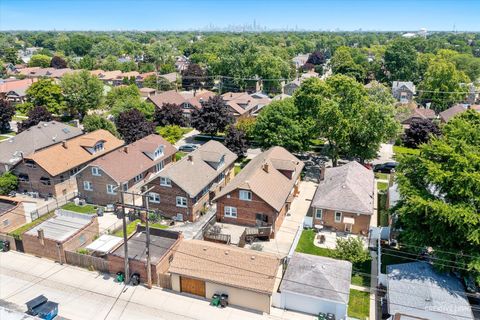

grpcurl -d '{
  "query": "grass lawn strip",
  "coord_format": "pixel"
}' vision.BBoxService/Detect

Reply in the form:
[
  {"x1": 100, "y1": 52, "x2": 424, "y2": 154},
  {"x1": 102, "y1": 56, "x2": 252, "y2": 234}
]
[{"x1": 348, "y1": 289, "x2": 370, "y2": 319}]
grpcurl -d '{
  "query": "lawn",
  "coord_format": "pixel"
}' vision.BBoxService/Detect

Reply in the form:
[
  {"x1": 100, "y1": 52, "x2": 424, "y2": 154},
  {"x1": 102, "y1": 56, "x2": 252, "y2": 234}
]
[
  {"x1": 393, "y1": 145, "x2": 420, "y2": 158},
  {"x1": 348, "y1": 289, "x2": 370, "y2": 319},
  {"x1": 0, "y1": 136, "x2": 8, "y2": 141},
  {"x1": 234, "y1": 164, "x2": 242, "y2": 175},
  {"x1": 374, "y1": 172, "x2": 389, "y2": 180},
  {"x1": 9, "y1": 212, "x2": 55, "y2": 239},
  {"x1": 175, "y1": 151, "x2": 187, "y2": 161},
  {"x1": 61, "y1": 202, "x2": 97, "y2": 214},
  {"x1": 377, "y1": 181, "x2": 389, "y2": 191},
  {"x1": 113, "y1": 219, "x2": 168, "y2": 237}
]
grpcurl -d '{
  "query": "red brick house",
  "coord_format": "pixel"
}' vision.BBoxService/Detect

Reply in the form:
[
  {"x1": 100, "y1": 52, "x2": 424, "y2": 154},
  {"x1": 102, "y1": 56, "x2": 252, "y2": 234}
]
[
  {"x1": 143, "y1": 140, "x2": 237, "y2": 222},
  {"x1": 14, "y1": 130, "x2": 124, "y2": 198},
  {"x1": 309, "y1": 161, "x2": 374, "y2": 235},
  {"x1": 22, "y1": 209, "x2": 99, "y2": 263},
  {"x1": 214, "y1": 147, "x2": 304, "y2": 238},
  {"x1": 75, "y1": 134, "x2": 176, "y2": 206}
]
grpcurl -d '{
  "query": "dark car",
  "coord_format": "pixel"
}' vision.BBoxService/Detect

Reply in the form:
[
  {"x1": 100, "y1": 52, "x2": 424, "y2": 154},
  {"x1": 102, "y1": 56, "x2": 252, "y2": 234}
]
[
  {"x1": 178, "y1": 144, "x2": 198, "y2": 152},
  {"x1": 373, "y1": 162, "x2": 398, "y2": 173}
]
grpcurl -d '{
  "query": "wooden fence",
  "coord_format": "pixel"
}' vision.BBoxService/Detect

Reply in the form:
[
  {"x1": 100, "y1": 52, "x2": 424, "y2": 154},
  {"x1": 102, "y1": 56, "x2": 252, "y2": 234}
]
[{"x1": 65, "y1": 251, "x2": 109, "y2": 272}]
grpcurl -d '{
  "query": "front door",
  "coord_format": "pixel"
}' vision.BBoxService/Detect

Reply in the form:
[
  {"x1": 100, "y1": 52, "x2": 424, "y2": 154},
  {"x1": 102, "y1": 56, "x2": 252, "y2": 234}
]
[
  {"x1": 180, "y1": 277, "x2": 206, "y2": 297},
  {"x1": 345, "y1": 224, "x2": 352, "y2": 233}
]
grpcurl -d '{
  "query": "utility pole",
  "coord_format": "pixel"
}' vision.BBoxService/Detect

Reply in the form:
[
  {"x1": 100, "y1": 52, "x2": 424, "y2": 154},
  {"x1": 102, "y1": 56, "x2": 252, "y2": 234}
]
[
  {"x1": 119, "y1": 188, "x2": 130, "y2": 284},
  {"x1": 144, "y1": 193, "x2": 152, "y2": 289}
]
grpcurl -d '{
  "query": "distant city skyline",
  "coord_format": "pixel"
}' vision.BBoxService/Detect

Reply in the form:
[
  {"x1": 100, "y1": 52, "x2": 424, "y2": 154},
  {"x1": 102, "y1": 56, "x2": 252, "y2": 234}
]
[{"x1": 1, "y1": 0, "x2": 479, "y2": 32}]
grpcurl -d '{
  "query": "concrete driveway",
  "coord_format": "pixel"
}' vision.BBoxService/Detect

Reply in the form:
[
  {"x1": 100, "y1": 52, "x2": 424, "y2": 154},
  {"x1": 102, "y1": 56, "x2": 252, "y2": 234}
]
[
  {"x1": 258, "y1": 181, "x2": 317, "y2": 256},
  {"x1": 373, "y1": 143, "x2": 394, "y2": 164},
  {"x1": 0, "y1": 251, "x2": 315, "y2": 320}
]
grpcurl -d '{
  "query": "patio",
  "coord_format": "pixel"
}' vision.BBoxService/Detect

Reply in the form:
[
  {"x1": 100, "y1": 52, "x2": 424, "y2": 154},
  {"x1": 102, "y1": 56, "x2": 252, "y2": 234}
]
[{"x1": 313, "y1": 227, "x2": 368, "y2": 250}]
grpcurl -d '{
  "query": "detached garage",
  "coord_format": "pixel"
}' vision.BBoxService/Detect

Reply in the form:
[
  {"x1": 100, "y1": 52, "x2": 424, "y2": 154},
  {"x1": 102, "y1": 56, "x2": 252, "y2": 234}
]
[
  {"x1": 277, "y1": 253, "x2": 352, "y2": 319},
  {"x1": 169, "y1": 240, "x2": 282, "y2": 314}
]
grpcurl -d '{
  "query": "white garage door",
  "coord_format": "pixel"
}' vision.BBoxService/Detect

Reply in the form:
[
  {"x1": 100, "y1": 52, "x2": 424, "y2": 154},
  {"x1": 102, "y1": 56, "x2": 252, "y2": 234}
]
[{"x1": 283, "y1": 292, "x2": 346, "y2": 319}]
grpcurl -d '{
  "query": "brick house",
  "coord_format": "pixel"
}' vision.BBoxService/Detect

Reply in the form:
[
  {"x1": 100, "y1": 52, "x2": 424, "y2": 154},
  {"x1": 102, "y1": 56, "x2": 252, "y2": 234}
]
[
  {"x1": 22, "y1": 209, "x2": 99, "y2": 263},
  {"x1": 14, "y1": 130, "x2": 124, "y2": 198},
  {"x1": 75, "y1": 134, "x2": 176, "y2": 206},
  {"x1": 108, "y1": 225, "x2": 182, "y2": 286},
  {"x1": 308, "y1": 161, "x2": 374, "y2": 235},
  {"x1": 220, "y1": 92, "x2": 271, "y2": 119},
  {"x1": 143, "y1": 140, "x2": 237, "y2": 222},
  {"x1": 214, "y1": 147, "x2": 304, "y2": 238}
]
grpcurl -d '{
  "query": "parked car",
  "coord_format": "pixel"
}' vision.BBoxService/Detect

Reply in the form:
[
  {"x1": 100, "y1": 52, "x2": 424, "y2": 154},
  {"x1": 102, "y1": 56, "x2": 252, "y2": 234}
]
[
  {"x1": 178, "y1": 144, "x2": 198, "y2": 152},
  {"x1": 373, "y1": 162, "x2": 398, "y2": 173}
]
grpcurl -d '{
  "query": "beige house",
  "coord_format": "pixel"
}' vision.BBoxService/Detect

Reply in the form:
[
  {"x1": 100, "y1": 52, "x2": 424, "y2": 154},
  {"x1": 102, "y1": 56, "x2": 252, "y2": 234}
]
[{"x1": 169, "y1": 239, "x2": 282, "y2": 313}]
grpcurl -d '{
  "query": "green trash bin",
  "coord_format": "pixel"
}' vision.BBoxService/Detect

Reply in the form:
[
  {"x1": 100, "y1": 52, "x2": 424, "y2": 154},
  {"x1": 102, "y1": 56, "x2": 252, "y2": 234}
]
[{"x1": 116, "y1": 272, "x2": 125, "y2": 283}]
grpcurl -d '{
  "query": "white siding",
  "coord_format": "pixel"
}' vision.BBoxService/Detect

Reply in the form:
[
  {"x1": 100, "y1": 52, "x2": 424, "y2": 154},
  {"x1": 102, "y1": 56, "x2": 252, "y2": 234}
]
[{"x1": 281, "y1": 291, "x2": 348, "y2": 320}]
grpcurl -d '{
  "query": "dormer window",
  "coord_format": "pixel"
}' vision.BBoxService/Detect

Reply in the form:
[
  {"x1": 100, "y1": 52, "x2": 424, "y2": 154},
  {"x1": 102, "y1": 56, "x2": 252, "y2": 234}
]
[
  {"x1": 217, "y1": 155, "x2": 225, "y2": 169},
  {"x1": 93, "y1": 141, "x2": 104, "y2": 153},
  {"x1": 91, "y1": 167, "x2": 101, "y2": 176},
  {"x1": 154, "y1": 146, "x2": 164, "y2": 159}
]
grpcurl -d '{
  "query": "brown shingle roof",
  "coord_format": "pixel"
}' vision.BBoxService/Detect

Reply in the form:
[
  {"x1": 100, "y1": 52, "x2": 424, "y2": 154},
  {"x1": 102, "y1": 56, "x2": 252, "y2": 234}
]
[
  {"x1": 214, "y1": 147, "x2": 304, "y2": 211},
  {"x1": 439, "y1": 104, "x2": 467, "y2": 122},
  {"x1": 153, "y1": 140, "x2": 237, "y2": 197},
  {"x1": 148, "y1": 90, "x2": 186, "y2": 107},
  {"x1": 26, "y1": 130, "x2": 124, "y2": 176},
  {"x1": 88, "y1": 134, "x2": 176, "y2": 183},
  {"x1": 0, "y1": 78, "x2": 36, "y2": 93},
  {"x1": 169, "y1": 239, "x2": 281, "y2": 294}
]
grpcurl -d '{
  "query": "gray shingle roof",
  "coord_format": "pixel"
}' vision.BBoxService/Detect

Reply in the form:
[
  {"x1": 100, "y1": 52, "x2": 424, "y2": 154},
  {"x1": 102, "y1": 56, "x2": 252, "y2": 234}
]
[
  {"x1": 387, "y1": 262, "x2": 474, "y2": 320},
  {"x1": 280, "y1": 253, "x2": 352, "y2": 304},
  {"x1": 156, "y1": 140, "x2": 237, "y2": 197},
  {"x1": 0, "y1": 121, "x2": 83, "y2": 170},
  {"x1": 392, "y1": 81, "x2": 416, "y2": 94},
  {"x1": 213, "y1": 146, "x2": 304, "y2": 212},
  {"x1": 311, "y1": 161, "x2": 374, "y2": 215}
]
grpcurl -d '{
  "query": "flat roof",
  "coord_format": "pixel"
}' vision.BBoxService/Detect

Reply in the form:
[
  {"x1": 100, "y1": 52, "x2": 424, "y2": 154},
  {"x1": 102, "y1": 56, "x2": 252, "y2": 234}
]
[
  {"x1": 0, "y1": 199, "x2": 16, "y2": 217},
  {"x1": 86, "y1": 234, "x2": 123, "y2": 254},
  {"x1": 110, "y1": 225, "x2": 180, "y2": 264},
  {"x1": 25, "y1": 210, "x2": 94, "y2": 242},
  {"x1": 280, "y1": 253, "x2": 352, "y2": 304}
]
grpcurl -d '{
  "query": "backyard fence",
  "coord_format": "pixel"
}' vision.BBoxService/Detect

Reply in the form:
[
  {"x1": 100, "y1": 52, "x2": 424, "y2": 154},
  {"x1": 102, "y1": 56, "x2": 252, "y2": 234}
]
[
  {"x1": 29, "y1": 191, "x2": 78, "y2": 221},
  {"x1": 64, "y1": 250, "x2": 110, "y2": 273}
]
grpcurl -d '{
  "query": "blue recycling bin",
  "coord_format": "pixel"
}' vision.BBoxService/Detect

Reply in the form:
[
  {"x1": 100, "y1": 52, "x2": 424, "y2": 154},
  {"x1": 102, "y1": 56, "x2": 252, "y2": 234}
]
[{"x1": 25, "y1": 295, "x2": 59, "y2": 320}]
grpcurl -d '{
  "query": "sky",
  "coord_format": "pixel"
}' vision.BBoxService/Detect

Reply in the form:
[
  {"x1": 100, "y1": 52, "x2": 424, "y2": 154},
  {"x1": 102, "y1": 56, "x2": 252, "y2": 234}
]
[{"x1": 1, "y1": 0, "x2": 479, "y2": 31}]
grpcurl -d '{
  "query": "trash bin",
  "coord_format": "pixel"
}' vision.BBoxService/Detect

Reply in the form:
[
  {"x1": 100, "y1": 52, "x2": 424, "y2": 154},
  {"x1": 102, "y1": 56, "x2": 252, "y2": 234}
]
[
  {"x1": 0, "y1": 240, "x2": 10, "y2": 252},
  {"x1": 25, "y1": 295, "x2": 58, "y2": 320},
  {"x1": 116, "y1": 272, "x2": 125, "y2": 283},
  {"x1": 131, "y1": 273, "x2": 140, "y2": 286}
]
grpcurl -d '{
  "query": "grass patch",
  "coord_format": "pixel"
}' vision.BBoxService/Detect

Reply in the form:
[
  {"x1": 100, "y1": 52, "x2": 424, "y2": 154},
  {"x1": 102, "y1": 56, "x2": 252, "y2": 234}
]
[
  {"x1": 175, "y1": 151, "x2": 187, "y2": 161},
  {"x1": 348, "y1": 289, "x2": 370, "y2": 319},
  {"x1": 113, "y1": 219, "x2": 168, "y2": 237},
  {"x1": 393, "y1": 145, "x2": 420, "y2": 158},
  {"x1": 0, "y1": 136, "x2": 8, "y2": 141},
  {"x1": 377, "y1": 181, "x2": 388, "y2": 191},
  {"x1": 61, "y1": 202, "x2": 97, "y2": 214},
  {"x1": 295, "y1": 229, "x2": 336, "y2": 257},
  {"x1": 9, "y1": 212, "x2": 55, "y2": 239},
  {"x1": 148, "y1": 222, "x2": 169, "y2": 230},
  {"x1": 234, "y1": 164, "x2": 241, "y2": 175},
  {"x1": 352, "y1": 260, "x2": 372, "y2": 287},
  {"x1": 374, "y1": 172, "x2": 389, "y2": 180}
]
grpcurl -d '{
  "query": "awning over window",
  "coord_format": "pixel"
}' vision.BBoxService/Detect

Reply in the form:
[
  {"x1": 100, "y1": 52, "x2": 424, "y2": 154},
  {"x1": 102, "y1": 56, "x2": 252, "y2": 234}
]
[{"x1": 343, "y1": 217, "x2": 355, "y2": 224}]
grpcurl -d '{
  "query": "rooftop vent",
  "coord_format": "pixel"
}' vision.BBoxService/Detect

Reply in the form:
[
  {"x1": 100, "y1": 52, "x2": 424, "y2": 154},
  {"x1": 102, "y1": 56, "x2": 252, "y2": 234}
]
[
  {"x1": 224, "y1": 250, "x2": 229, "y2": 255},
  {"x1": 251, "y1": 256, "x2": 256, "y2": 260}
]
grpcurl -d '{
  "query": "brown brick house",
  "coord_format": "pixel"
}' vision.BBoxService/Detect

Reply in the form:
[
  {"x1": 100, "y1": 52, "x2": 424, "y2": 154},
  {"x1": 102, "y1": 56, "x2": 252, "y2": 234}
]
[
  {"x1": 14, "y1": 130, "x2": 124, "y2": 198},
  {"x1": 22, "y1": 209, "x2": 99, "y2": 263},
  {"x1": 308, "y1": 161, "x2": 374, "y2": 235},
  {"x1": 143, "y1": 140, "x2": 237, "y2": 222},
  {"x1": 75, "y1": 134, "x2": 176, "y2": 206},
  {"x1": 108, "y1": 225, "x2": 182, "y2": 286},
  {"x1": 214, "y1": 147, "x2": 304, "y2": 238}
]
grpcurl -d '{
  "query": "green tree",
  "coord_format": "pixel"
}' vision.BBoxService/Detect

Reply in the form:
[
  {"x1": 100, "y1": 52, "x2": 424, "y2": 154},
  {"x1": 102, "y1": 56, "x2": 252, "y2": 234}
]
[
  {"x1": 254, "y1": 98, "x2": 312, "y2": 152},
  {"x1": 396, "y1": 110, "x2": 480, "y2": 282},
  {"x1": 82, "y1": 114, "x2": 118, "y2": 137},
  {"x1": 25, "y1": 79, "x2": 65, "y2": 114},
  {"x1": 333, "y1": 237, "x2": 370, "y2": 265},
  {"x1": 60, "y1": 70, "x2": 104, "y2": 118},
  {"x1": 330, "y1": 46, "x2": 366, "y2": 82},
  {"x1": 0, "y1": 172, "x2": 18, "y2": 195},
  {"x1": 28, "y1": 54, "x2": 51, "y2": 67},
  {"x1": 143, "y1": 75, "x2": 175, "y2": 91},
  {"x1": 384, "y1": 38, "x2": 418, "y2": 81},
  {"x1": 3, "y1": 48, "x2": 18, "y2": 64},
  {"x1": 0, "y1": 99, "x2": 15, "y2": 133},
  {"x1": 105, "y1": 85, "x2": 141, "y2": 110},
  {"x1": 68, "y1": 34, "x2": 93, "y2": 56},
  {"x1": 110, "y1": 97, "x2": 155, "y2": 121},
  {"x1": 418, "y1": 59, "x2": 469, "y2": 112},
  {"x1": 190, "y1": 96, "x2": 232, "y2": 137},
  {"x1": 156, "y1": 125, "x2": 183, "y2": 144}
]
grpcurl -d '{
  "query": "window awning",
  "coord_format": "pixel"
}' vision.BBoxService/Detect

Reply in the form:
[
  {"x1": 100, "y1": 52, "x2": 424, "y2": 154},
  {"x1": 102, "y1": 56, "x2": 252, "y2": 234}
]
[{"x1": 343, "y1": 217, "x2": 355, "y2": 224}]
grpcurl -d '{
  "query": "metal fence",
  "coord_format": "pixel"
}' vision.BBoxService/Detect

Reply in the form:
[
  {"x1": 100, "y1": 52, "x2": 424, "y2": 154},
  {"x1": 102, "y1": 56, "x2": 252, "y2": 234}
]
[
  {"x1": 64, "y1": 250, "x2": 109, "y2": 272},
  {"x1": 29, "y1": 192, "x2": 78, "y2": 221}
]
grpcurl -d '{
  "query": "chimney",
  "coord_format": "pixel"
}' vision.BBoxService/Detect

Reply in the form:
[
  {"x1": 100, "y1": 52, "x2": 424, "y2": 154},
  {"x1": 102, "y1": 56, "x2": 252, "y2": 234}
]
[
  {"x1": 319, "y1": 165, "x2": 326, "y2": 181},
  {"x1": 124, "y1": 146, "x2": 128, "y2": 153},
  {"x1": 262, "y1": 163, "x2": 269, "y2": 173},
  {"x1": 62, "y1": 140, "x2": 67, "y2": 149},
  {"x1": 37, "y1": 228, "x2": 45, "y2": 245}
]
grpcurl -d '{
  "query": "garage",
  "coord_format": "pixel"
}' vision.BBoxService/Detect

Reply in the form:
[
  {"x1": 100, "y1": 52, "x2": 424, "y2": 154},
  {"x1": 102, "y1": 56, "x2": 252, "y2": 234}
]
[
  {"x1": 180, "y1": 277, "x2": 205, "y2": 297},
  {"x1": 277, "y1": 253, "x2": 352, "y2": 319}
]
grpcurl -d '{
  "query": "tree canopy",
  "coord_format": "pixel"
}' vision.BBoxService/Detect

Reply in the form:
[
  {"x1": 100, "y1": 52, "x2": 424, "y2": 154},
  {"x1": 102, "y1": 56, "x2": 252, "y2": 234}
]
[
  {"x1": 60, "y1": 70, "x2": 104, "y2": 118},
  {"x1": 82, "y1": 114, "x2": 118, "y2": 137},
  {"x1": 190, "y1": 96, "x2": 232, "y2": 136},
  {"x1": 18, "y1": 106, "x2": 53, "y2": 132},
  {"x1": 115, "y1": 109, "x2": 155, "y2": 144},
  {"x1": 24, "y1": 79, "x2": 65, "y2": 114},
  {"x1": 0, "y1": 99, "x2": 15, "y2": 133}
]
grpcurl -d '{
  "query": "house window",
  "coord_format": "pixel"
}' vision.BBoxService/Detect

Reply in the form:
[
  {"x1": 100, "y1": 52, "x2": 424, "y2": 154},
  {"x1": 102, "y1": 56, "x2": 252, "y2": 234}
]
[
  {"x1": 83, "y1": 181, "x2": 93, "y2": 191},
  {"x1": 335, "y1": 211, "x2": 342, "y2": 223},
  {"x1": 40, "y1": 177, "x2": 51, "y2": 185},
  {"x1": 134, "y1": 173, "x2": 144, "y2": 183},
  {"x1": 155, "y1": 161, "x2": 164, "y2": 172},
  {"x1": 176, "y1": 196, "x2": 187, "y2": 207},
  {"x1": 148, "y1": 192, "x2": 160, "y2": 203},
  {"x1": 18, "y1": 174, "x2": 29, "y2": 182},
  {"x1": 91, "y1": 167, "x2": 101, "y2": 176},
  {"x1": 154, "y1": 146, "x2": 164, "y2": 159},
  {"x1": 315, "y1": 208, "x2": 323, "y2": 220},
  {"x1": 70, "y1": 167, "x2": 79, "y2": 175},
  {"x1": 122, "y1": 182, "x2": 128, "y2": 192},
  {"x1": 239, "y1": 190, "x2": 252, "y2": 201},
  {"x1": 106, "y1": 184, "x2": 117, "y2": 195},
  {"x1": 160, "y1": 177, "x2": 171, "y2": 187},
  {"x1": 224, "y1": 206, "x2": 237, "y2": 218},
  {"x1": 93, "y1": 142, "x2": 104, "y2": 152},
  {"x1": 2, "y1": 219, "x2": 10, "y2": 227},
  {"x1": 25, "y1": 160, "x2": 36, "y2": 168}
]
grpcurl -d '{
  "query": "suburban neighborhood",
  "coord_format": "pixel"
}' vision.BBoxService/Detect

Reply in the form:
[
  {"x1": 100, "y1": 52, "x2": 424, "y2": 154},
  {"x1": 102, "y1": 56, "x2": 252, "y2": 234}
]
[{"x1": 0, "y1": 1, "x2": 479, "y2": 320}]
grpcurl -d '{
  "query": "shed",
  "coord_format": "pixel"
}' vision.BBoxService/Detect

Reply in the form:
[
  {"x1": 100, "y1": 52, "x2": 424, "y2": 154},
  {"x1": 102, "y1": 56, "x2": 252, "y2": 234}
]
[{"x1": 278, "y1": 253, "x2": 352, "y2": 319}]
